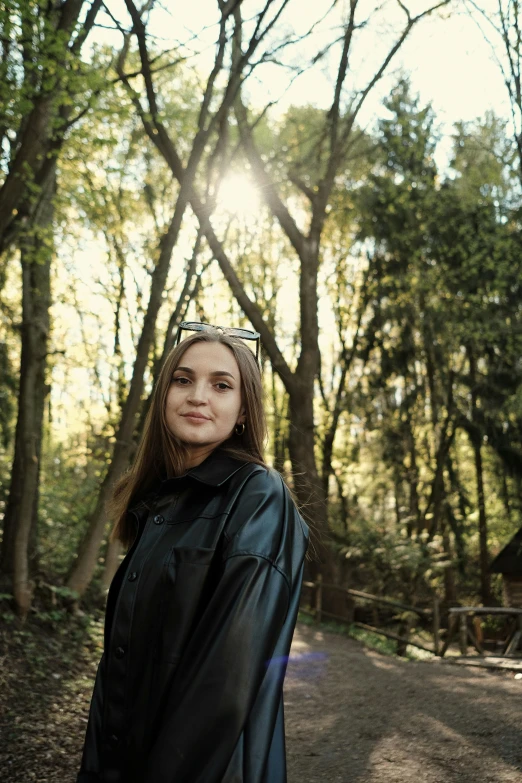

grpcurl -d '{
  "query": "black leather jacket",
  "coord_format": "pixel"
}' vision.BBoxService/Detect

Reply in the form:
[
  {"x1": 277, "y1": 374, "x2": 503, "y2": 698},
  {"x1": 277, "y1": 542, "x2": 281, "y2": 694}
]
[{"x1": 77, "y1": 450, "x2": 309, "y2": 783}]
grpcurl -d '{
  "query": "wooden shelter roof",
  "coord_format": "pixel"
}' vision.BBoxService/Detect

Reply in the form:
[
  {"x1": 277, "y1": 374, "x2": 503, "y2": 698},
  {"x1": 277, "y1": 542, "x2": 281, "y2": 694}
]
[{"x1": 490, "y1": 527, "x2": 522, "y2": 575}]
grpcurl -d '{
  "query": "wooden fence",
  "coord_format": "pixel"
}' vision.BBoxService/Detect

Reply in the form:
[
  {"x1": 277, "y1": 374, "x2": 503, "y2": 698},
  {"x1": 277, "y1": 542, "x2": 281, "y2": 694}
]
[{"x1": 300, "y1": 576, "x2": 441, "y2": 655}]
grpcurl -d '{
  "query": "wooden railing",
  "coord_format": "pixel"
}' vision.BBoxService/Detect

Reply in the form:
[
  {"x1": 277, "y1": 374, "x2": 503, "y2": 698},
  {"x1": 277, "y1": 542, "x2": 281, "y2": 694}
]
[{"x1": 300, "y1": 576, "x2": 441, "y2": 655}]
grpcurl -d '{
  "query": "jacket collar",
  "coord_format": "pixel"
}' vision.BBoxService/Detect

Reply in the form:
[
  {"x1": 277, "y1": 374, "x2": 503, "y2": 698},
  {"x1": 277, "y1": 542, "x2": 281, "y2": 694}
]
[
  {"x1": 186, "y1": 449, "x2": 248, "y2": 486},
  {"x1": 156, "y1": 449, "x2": 248, "y2": 493}
]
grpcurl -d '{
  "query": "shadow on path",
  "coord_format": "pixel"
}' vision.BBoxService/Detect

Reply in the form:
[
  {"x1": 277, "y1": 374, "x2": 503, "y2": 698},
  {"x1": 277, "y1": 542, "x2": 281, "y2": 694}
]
[{"x1": 285, "y1": 623, "x2": 522, "y2": 783}]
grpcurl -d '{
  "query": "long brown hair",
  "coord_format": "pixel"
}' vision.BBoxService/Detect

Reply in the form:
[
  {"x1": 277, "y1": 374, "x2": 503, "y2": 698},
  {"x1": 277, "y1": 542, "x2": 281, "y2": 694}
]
[{"x1": 109, "y1": 330, "x2": 268, "y2": 547}]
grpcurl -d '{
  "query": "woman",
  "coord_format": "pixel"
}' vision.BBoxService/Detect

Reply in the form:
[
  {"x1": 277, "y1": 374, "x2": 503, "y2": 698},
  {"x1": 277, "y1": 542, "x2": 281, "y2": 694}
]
[{"x1": 77, "y1": 322, "x2": 309, "y2": 783}]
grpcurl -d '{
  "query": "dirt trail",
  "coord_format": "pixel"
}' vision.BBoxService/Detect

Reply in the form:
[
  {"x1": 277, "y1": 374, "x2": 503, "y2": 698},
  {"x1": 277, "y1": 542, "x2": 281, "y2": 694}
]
[
  {"x1": 285, "y1": 623, "x2": 522, "y2": 783},
  {"x1": 2, "y1": 620, "x2": 522, "y2": 782}
]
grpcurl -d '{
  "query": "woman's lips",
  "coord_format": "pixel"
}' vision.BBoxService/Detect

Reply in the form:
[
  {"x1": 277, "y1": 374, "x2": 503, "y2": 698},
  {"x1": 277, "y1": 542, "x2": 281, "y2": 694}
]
[{"x1": 182, "y1": 413, "x2": 210, "y2": 422}]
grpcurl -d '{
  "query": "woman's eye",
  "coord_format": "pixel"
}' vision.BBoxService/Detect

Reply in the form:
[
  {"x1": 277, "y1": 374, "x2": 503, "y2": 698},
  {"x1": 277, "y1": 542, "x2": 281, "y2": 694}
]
[
  {"x1": 216, "y1": 382, "x2": 232, "y2": 390},
  {"x1": 172, "y1": 376, "x2": 189, "y2": 384}
]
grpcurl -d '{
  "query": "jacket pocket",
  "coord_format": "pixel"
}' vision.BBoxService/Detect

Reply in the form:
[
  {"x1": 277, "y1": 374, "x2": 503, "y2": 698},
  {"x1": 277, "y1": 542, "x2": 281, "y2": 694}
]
[{"x1": 156, "y1": 546, "x2": 217, "y2": 663}]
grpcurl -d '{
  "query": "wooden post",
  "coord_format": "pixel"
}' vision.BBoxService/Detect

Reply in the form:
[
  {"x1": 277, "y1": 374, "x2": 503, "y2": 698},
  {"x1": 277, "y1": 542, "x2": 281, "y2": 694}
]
[
  {"x1": 396, "y1": 614, "x2": 413, "y2": 657},
  {"x1": 472, "y1": 615, "x2": 484, "y2": 646},
  {"x1": 459, "y1": 612, "x2": 468, "y2": 655},
  {"x1": 505, "y1": 614, "x2": 522, "y2": 656},
  {"x1": 314, "y1": 574, "x2": 323, "y2": 624},
  {"x1": 467, "y1": 621, "x2": 484, "y2": 656},
  {"x1": 440, "y1": 614, "x2": 457, "y2": 657},
  {"x1": 433, "y1": 596, "x2": 440, "y2": 656}
]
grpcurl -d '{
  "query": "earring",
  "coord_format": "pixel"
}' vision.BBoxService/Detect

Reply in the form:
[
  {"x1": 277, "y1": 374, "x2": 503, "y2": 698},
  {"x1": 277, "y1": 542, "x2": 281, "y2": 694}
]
[{"x1": 235, "y1": 422, "x2": 245, "y2": 436}]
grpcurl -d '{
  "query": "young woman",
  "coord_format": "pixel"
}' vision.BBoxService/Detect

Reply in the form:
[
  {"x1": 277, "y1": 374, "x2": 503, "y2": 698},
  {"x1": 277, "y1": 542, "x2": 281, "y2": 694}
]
[{"x1": 76, "y1": 322, "x2": 309, "y2": 783}]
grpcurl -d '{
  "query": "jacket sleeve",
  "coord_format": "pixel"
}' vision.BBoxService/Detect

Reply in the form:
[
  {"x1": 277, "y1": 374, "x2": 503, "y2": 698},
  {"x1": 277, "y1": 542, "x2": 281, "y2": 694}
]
[
  {"x1": 145, "y1": 471, "x2": 292, "y2": 783},
  {"x1": 76, "y1": 652, "x2": 106, "y2": 783}
]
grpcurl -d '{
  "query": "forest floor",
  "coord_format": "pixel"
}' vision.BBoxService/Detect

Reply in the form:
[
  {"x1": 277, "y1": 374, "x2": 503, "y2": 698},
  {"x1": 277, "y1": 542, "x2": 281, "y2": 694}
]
[{"x1": 1, "y1": 611, "x2": 522, "y2": 783}]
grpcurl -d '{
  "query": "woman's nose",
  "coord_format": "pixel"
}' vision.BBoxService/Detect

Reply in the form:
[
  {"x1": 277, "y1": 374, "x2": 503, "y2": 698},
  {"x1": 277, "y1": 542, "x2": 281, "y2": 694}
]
[{"x1": 187, "y1": 382, "x2": 208, "y2": 404}]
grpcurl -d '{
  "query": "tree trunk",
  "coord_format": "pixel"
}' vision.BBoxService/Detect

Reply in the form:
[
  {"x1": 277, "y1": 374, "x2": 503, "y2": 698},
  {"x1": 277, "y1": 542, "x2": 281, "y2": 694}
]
[
  {"x1": 499, "y1": 459, "x2": 513, "y2": 524},
  {"x1": 66, "y1": 189, "x2": 191, "y2": 597},
  {"x1": 445, "y1": 455, "x2": 467, "y2": 575},
  {"x1": 287, "y1": 389, "x2": 327, "y2": 554},
  {"x1": 271, "y1": 367, "x2": 287, "y2": 475},
  {"x1": 1, "y1": 173, "x2": 54, "y2": 617},
  {"x1": 101, "y1": 538, "x2": 123, "y2": 591},
  {"x1": 441, "y1": 518, "x2": 457, "y2": 605},
  {"x1": 287, "y1": 387, "x2": 344, "y2": 612},
  {"x1": 473, "y1": 436, "x2": 492, "y2": 604},
  {"x1": 67, "y1": 435, "x2": 134, "y2": 596},
  {"x1": 334, "y1": 472, "x2": 349, "y2": 537},
  {"x1": 406, "y1": 421, "x2": 420, "y2": 536},
  {"x1": 425, "y1": 375, "x2": 456, "y2": 542},
  {"x1": 468, "y1": 346, "x2": 492, "y2": 605}
]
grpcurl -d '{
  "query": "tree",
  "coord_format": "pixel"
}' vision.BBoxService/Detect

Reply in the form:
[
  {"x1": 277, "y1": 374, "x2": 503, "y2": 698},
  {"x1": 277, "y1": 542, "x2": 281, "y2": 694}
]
[
  {"x1": 65, "y1": 0, "x2": 288, "y2": 596},
  {"x1": 2, "y1": 174, "x2": 55, "y2": 616},
  {"x1": 0, "y1": 0, "x2": 106, "y2": 616},
  {"x1": 429, "y1": 137, "x2": 522, "y2": 603},
  {"x1": 0, "y1": 0, "x2": 103, "y2": 254},
  {"x1": 467, "y1": 0, "x2": 522, "y2": 187},
  {"x1": 347, "y1": 80, "x2": 522, "y2": 605},
  {"x1": 126, "y1": 0, "x2": 453, "y2": 586}
]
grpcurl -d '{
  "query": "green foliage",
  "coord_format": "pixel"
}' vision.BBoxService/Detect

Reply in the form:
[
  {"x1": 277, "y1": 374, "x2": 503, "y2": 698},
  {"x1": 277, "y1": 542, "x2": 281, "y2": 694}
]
[
  {"x1": 0, "y1": 0, "x2": 103, "y2": 181},
  {"x1": 339, "y1": 522, "x2": 450, "y2": 601},
  {"x1": 328, "y1": 76, "x2": 522, "y2": 605},
  {"x1": 37, "y1": 436, "x2": 110, "y2": 576},
  {"x1": 451, "y1": 112, "x2": 518, "y2": 208},
  {"x1": 270, "y1": 104, "x2": 332, "y2": 191}
]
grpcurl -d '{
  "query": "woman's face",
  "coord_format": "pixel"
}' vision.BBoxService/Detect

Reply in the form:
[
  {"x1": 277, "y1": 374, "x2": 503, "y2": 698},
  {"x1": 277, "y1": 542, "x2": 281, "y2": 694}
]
[{"x1": 166, "y1": 341, "x2": 245, "y2": 467}]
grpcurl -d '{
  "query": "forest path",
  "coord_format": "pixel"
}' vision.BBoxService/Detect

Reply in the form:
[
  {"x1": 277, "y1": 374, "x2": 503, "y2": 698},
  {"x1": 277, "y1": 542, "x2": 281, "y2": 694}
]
[
  {"x1": 285, "y1": 623, "x2": 522, "y2": 783},
  {"x1": 2, "y1": 618, "x2": 522, "y2": 782}
]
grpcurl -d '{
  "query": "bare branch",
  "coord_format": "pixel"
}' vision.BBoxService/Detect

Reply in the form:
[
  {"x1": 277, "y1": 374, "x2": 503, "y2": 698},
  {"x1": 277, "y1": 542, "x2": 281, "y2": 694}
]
[
  {"x1": 116, "y1": 0, "x2": 297, "y2": 391},
  {"x1": 71, "y1": 0, "x2": 104, "y2": 54},
  {"x1": 466, "y1": 0, "x2": 522, "y2": 180},
  {"x1": 197, "y1": 11, "x2": 229, "y2": 131},
  {"x1": 339, "y1": 1, "x2": 451, "y2": 154},
  {"x1": 232, "y1": 3, "x2": 307, "y2": 257},
  {"x1": 288, "y1": 172, "x2": 317, "y2": 203},
  {"x1": 234, "y1": 100, "x2": 307, "y2": 257},
  {"x1": 396, "y1": 0, "x2": 412, "y2": 23},
  {"x1": 328, "y1": 0, "x2": 358, "y2": 157}
]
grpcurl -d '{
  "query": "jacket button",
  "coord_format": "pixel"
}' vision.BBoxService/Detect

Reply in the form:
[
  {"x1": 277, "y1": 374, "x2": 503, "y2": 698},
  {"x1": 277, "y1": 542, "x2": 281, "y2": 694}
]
[
  {"x1": 153, "y1": 514, "x2": 164, "y2": 525},
  {"x1": 109, "y1": 734, "x2": 119, "y2": 748},
  {"x1": 115, "y1": 646, "x2": 126, "y2": 659},
  {"x1": 128, "y1": 571, "x2": 138, "y2": 581}
]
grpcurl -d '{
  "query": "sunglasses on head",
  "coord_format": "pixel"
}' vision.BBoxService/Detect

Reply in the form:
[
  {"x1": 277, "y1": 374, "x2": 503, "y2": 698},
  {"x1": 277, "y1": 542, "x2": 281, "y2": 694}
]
[{"x1": 175, "y1": 321, "x2": 261, "y2": 361}]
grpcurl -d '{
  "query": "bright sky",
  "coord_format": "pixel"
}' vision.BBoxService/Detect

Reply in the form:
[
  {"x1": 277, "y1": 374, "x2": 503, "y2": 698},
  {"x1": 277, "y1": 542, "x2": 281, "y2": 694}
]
[
  {"x1": 99, "y1": 1, "x2": 509, "y2": 170},
  {"x1": 390, "y1": 5, "x2": 508, "y2": 128}
]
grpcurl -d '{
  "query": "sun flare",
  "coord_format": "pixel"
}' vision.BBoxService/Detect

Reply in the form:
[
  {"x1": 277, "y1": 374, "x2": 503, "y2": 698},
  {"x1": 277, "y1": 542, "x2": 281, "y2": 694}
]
[{"x1": 218, "y1": 173, "x2": 260, "y2": 216}]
